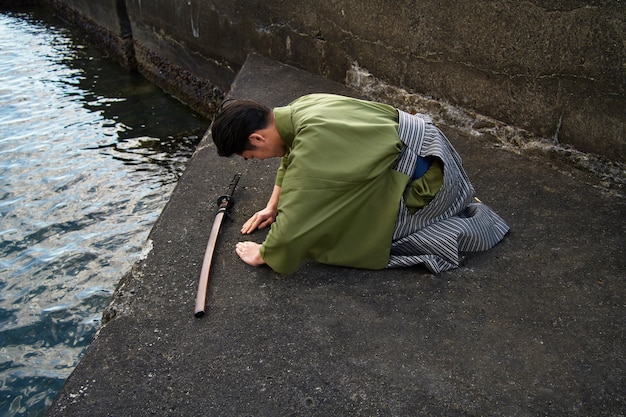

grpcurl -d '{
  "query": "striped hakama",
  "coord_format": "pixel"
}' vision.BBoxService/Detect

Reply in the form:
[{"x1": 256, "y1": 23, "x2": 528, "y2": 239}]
[{"x1": 388, "y1": 110, "x2": 509, "y2": 273}]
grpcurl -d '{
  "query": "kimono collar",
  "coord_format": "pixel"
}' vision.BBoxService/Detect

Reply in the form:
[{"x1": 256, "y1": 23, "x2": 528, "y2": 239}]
[{"x1": 273, "y1": 106, "x2": 295, "y2": 148}]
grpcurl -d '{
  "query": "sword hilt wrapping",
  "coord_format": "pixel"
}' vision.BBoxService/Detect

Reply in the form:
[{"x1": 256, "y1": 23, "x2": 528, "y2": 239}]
[{"x1": 216, "y1": 172, "x2": 241, "y2": 208}]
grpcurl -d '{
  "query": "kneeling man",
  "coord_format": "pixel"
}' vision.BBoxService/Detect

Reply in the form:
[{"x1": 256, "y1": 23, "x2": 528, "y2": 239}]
[{"x1": 211, "y1": 93, "x2": 509, "y2": 274}]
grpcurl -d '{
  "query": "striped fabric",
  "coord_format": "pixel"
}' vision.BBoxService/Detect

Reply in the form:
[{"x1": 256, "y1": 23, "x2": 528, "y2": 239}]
[{"x1": 388, "y1": 110, "x2": 509, "y2": 273}]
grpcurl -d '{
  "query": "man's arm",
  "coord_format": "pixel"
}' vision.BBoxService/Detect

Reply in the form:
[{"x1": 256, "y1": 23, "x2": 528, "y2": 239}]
[{"x1": 241, "y1": 185, "x2": 281, "y2": 234}]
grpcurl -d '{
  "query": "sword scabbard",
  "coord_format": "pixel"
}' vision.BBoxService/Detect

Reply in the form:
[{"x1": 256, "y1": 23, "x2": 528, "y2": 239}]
[{"x1": 194, "y1": 173, "x2": 241, "y2": 317}]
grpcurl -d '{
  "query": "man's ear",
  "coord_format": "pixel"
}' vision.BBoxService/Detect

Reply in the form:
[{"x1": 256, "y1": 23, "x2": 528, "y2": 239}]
[{"x1": 248, "y1": 132, "x2": 264, "y2": 144}]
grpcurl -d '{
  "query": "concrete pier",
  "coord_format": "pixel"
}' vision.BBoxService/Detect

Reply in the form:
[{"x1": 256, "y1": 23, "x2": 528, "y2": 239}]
[{"x1": 46, "y1": 53, "x2": 625, "y2": 417}]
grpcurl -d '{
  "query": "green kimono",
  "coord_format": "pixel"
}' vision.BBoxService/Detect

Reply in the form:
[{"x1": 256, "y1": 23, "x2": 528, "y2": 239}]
[{"x1": 259, "y1": 94, "x2": 411, "y2": 273}]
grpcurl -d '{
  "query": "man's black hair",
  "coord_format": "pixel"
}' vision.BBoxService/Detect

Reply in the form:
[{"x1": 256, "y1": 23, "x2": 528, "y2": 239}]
[{"x1": 211, "y1": 99, "x2": 271, "y2": 157}]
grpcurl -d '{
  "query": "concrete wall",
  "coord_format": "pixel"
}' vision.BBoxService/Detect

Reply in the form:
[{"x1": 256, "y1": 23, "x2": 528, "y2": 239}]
[
  {"x1": 45, "y1": 0, "x2": 135, "y2": 69},
  {"x1": 32, "y1": 0, "x2": 626, "y2": 163}
]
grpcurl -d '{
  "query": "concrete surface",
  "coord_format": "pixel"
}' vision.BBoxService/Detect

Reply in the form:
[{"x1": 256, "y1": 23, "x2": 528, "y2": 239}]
[{"x1": 46, "y1": 53, "x2": 625, "y2": 417}]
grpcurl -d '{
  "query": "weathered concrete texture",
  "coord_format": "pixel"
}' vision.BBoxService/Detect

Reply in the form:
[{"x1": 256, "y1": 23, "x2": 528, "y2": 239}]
[
  {"x1": 47, "y1": 54, "x2": 625, "y2": 417},
  {"x1": 132, "y1": 41, "x2": 226, "y2": 119},
  {"x1": 40, "y1": 0, "x2": 228, "y2": 117},
  {"x1": 39, "y1": 0, "x2": 624, "y2": 163},
  {"x1": 128, "y1": 33, "x2": 230, "y2": 119},
  {"x1": 45, "y1": 0, "x2": 136, "y2": 69},
  {"x1": 121, "y1": 0, "x2": 625, "y2": 163},
  {"x1": 345, "y1": 65, "x2": 626, "y2": 192}
]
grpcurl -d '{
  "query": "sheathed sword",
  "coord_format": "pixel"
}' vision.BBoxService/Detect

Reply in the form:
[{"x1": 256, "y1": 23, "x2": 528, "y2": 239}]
[{"x1": 194, "y1": 173, "x2": 241, "y2": 317}]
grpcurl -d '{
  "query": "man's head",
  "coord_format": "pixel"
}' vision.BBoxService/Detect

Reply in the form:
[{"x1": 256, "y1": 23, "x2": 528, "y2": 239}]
[{"x1": 211, "y1": 99, "x2": 272, "y2": 157}]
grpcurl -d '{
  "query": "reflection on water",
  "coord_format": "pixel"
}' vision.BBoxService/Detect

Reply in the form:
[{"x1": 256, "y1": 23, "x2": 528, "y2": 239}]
[{"x1": 0, "y1": 8, "x2": 209, "y2": 416}]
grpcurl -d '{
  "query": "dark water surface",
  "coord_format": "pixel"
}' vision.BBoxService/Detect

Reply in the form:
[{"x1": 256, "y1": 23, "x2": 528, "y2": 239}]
[{"x1": 0, "y1": 8, "x2": 209, "y2": 416}]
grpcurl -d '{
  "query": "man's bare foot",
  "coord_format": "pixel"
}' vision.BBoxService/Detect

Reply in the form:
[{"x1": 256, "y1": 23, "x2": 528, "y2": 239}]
[{"x1": 235, "y1": 241, "x2": 265, "y2": 266}]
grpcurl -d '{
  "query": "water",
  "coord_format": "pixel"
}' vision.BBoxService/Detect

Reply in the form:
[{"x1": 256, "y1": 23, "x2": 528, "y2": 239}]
[{"x1": 0, "y1": 8, "x2": 210, "y2": 416}]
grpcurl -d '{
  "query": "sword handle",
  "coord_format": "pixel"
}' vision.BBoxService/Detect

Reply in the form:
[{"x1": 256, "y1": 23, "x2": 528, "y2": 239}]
[{"x1": 216, "y1": 172, "x2": 241, "y2": 208}]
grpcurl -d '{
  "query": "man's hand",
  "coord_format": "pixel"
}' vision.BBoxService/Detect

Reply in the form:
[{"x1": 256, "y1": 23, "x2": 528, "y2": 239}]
[
  {"x1": 241, "y1": 207, "x2": 277, "y2": 234},
  {"x1": 235, "y1": 241, "x2": 265, "y2": 266},
  {"x1": 241, "y1": 184, "x2": 281, "y2": 234}
]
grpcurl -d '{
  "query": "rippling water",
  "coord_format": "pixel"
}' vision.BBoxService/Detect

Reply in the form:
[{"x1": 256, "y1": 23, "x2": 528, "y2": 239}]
[{"x1": 0, "y1": 8, "x2": 209, "y2": 416}]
